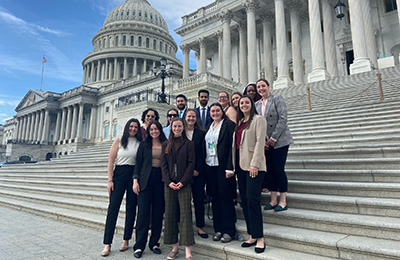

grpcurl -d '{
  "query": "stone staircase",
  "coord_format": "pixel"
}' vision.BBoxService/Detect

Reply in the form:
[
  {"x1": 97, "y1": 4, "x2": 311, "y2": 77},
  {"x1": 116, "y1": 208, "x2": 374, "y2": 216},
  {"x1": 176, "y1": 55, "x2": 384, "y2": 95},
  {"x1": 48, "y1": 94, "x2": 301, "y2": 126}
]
[{"x1": 1, "y1": 66, "x2": 400, "y2": 259}]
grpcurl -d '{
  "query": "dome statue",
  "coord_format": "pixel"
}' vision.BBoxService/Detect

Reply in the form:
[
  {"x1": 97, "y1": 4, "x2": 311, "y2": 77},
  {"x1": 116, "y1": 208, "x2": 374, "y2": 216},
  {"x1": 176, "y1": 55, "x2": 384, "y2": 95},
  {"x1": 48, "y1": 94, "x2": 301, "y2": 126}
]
[{"x1": 81, "y1": 0, "x2": 181, "y2": 86}]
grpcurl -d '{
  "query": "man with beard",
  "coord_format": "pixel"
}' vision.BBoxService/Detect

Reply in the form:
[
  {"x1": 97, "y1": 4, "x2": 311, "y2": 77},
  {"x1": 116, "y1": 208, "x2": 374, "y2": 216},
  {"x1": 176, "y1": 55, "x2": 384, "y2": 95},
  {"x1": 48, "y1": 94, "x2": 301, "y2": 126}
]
[
  {"x1": 195, "y1": 89, "x2": 211, "y2": 130},
  {"x1": 176, "y1": 94, "x2": 188, "y2": 118}
]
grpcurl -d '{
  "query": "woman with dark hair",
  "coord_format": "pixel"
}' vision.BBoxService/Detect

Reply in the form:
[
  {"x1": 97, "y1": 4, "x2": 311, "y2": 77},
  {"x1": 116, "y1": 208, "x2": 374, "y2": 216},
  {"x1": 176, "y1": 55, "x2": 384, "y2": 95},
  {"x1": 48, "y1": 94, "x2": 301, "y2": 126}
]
[
  {"x1": 132, "y1": 121, "x2": 167, "y2": 258},
  {"x1": 140, "y1": 108, "x2": 160, "y2": 139},
  {"x1": 161, "y1": 117, "x2": 195, "y2": 260},
  {"x1": 255, "y1": 78, "x2": 293, "y2": 212},
  {"x1": 101, "y1": 118, "x2": 142, "y2": 257},
  {"x1": 226, "y1": 92, "x2": 243, "y2": 124},
  {"x1": 184, "y1": 108, "x2": 208, "y2": 239},
  {"x1": 243, "y1": 83, "x2": 261, "y2": 102},
  {"x1": 163, "y1": 108, "x2": 179, "y2": 138},
  {"x1": 205, "y1": 103, "x2": 236, "y2": 243},
  {"x1": 234, "y1": 96, "x2": 267, "y2": 253}
]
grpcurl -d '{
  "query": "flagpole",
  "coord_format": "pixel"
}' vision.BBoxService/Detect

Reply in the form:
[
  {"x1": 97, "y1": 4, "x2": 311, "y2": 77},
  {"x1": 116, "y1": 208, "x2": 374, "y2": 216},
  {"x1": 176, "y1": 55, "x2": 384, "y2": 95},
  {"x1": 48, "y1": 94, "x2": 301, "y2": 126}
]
[{"x1": 40, "y1": 55, "x2": 46, "y2": 91}]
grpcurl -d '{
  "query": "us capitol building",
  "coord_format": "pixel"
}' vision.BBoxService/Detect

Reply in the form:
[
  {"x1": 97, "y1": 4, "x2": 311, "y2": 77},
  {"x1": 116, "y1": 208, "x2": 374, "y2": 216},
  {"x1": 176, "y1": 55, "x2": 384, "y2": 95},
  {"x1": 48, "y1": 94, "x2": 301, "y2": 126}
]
[{"x1": 1, "y1": 0, "x2": 400, "y2": 161}]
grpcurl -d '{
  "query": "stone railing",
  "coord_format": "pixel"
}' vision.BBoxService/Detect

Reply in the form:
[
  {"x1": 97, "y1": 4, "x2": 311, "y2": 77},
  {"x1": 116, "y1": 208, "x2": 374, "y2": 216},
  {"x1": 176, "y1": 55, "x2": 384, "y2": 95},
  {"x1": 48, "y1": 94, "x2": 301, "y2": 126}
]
[
  {"x1": 61, "y1": 85, "x2": 99, "y2": 99},
  {"x1": 177, "y1": 72, "x2": 241, "y2": 91},
  {"x1": 182, "y1": 1, "x2": 219, "y2": 25}
]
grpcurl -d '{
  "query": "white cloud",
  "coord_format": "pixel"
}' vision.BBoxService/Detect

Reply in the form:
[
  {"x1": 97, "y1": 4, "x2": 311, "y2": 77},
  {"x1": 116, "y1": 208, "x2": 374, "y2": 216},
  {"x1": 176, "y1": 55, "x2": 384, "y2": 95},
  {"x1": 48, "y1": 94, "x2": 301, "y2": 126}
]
[{"x1": 0, "y1": 99, "x2": 20, "y2": 107}]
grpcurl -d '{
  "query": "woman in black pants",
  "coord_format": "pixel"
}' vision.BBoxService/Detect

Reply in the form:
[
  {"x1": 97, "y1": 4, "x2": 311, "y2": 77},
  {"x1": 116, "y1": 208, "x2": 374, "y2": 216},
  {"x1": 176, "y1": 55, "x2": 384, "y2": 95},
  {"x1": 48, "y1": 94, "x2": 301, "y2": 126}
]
[
  {"x1": 101, "y1": 118, "x2": 142, "y2": 257},
  {"x1": 132, "y1": 121, "x2": 167, "y2": 258},
  {"x1": 184, "y1": 108, "x2": 208, "y2": 239},
  {"x1": 205, "y1": 103, "x2": 236, "y2": 243},
  {"x1": 234, "y1": 96, "x2": 267, "y2": 253}
]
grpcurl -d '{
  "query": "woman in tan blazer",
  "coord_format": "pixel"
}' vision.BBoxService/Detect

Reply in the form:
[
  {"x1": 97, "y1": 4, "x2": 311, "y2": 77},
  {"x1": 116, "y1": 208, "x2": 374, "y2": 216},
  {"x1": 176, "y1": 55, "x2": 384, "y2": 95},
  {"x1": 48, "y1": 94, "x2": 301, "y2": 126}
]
[{"x1": 233, "y1": 96, "x2": 267, "y2": 253}]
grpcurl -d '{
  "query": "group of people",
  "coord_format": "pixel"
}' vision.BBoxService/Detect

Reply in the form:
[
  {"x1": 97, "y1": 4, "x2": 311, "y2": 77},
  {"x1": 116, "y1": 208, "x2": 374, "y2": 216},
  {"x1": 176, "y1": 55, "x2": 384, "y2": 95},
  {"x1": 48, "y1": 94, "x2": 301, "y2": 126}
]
[{"x1": 100, "y1": 78, "x2": 293, "y2": 260}]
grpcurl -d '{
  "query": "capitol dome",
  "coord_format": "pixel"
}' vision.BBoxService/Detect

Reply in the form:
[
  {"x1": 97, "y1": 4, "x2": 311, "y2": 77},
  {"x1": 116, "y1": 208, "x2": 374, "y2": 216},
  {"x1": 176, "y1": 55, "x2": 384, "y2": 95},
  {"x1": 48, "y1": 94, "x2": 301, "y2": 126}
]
[{"x1": 81, "y1": 0, "x2": 181, "y2": 86}]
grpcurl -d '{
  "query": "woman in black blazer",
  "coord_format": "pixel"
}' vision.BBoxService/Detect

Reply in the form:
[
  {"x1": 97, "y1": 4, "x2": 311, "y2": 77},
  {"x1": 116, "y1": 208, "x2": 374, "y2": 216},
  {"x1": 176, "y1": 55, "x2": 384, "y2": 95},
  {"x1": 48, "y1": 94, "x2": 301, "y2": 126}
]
[
  {"x1": 132, "y1": 121, "x2": 167, "y2": 258},
  {"x1": 184, "y1": 108, "x2": 208, "y2": 239},
  {"x1": 205, "y1": 103, "x2": 236, "y2": 243}
]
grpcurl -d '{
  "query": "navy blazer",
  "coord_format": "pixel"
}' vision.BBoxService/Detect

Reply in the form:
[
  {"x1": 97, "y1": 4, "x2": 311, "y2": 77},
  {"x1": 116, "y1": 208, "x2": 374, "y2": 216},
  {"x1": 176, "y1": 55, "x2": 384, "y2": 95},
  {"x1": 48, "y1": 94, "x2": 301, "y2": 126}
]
[
  {"x1": 132, "y1": 141, "x2": 153, "y2": 191},
  {"x1": 196, "y1": 106, "x2": 211, "y2": 130}
]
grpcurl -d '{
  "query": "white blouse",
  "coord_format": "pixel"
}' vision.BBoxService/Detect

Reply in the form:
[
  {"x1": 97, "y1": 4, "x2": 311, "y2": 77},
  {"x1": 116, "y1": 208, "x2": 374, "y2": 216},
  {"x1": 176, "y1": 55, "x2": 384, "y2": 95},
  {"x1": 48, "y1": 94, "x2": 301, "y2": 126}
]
[{"x1": 115, "y1": 138, "x2": 140, "y2": 165}]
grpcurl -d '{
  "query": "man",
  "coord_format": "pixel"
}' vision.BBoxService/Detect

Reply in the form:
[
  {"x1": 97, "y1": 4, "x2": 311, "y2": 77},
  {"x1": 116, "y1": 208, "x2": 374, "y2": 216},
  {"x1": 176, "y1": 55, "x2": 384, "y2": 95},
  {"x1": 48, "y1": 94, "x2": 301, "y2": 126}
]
[
  {"x1": 218, "y1": 91, "x2": 230, "y2": 112},
  {"x1": 195, "y1": 89, "x2": 211, "y2": 130},
  {"x1": 176, "y1": 94, "x2": 188, "y2": 118},
  {"x1": 163, "y1": 108, "x2": 178, "y2": 138}
]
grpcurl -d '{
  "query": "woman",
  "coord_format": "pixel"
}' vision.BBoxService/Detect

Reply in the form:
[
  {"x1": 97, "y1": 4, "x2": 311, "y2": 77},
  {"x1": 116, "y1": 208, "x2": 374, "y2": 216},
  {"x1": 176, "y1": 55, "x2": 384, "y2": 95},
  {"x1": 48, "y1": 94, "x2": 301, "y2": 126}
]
[
  {"x1": 217, "y1": 91, "x2": 230, "y2": 113},
  {"x1": 161, "y1": 118, "x2": 195, "y2": 260},
  {"x1": 205, "y1": 103, "x2": 236, "y2": 243},
  {"x1": 184, "y1": 109, "x2": 208, "y2": 239},
  {"x1": 132, "y1": 121, "x2": 167, "y2": 258},
  {"x1": 140, "y1": 108, "x2": 159, "y2": 139},
  {"x1": 234, "y1": 96, "x2": 267, "y2": 253},
  {"x1": 226, "y1": 92, "x2": 242, "y2": 124},
  {"x1": 255, "y1": 79, "x2": 293, "y2": 212},
  {"x1": 101, "y1": 118, "x2": 142, "y2": 257},
  {"x1": 243, "y1": 83, "x2": 261, "y2": 102},
  {"x1": 163, "y1": 108, "x2": 179, "y2": 138}
]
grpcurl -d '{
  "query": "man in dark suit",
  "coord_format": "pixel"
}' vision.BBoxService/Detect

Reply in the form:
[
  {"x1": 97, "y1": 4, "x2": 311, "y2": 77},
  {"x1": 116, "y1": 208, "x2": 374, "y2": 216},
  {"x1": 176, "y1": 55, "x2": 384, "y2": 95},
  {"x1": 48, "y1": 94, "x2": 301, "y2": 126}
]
[
  {"x1": 176, "y1": 94, "x2": 188, "y2": 118},
  {"x1": 195, "y1": 89, "x2": 211, "y2": 130}
]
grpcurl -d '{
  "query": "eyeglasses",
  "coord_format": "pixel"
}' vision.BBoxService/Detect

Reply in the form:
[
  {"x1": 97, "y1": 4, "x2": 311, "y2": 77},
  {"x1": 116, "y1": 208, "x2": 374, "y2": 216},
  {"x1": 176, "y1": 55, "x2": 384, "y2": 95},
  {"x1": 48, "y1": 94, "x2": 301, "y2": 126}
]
[
  {"x1": 218, "y1": 96, "x2": 228, "y2": 99},
  {"x1": 167, "y1": 114, "x2": 177, "y2": 117},
  {"x1": 146, "y1": 115, "x2": 155, "y2": 118}
]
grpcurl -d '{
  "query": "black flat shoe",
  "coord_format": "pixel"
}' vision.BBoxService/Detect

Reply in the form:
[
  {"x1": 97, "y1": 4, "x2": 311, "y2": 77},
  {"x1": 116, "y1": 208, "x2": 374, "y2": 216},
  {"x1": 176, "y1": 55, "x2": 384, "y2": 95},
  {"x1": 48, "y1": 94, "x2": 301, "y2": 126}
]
[
  {"x1": 151, "y1": 247, "x2": 161, "y2": 254},
  {"x1": 133, "y1": 250, "x2": 143, "y2": 258},
  {"x1": 241, "y1": 240, "x2": 257, "y2": 247},
  {"x1": 255, "y1": 243, "x2": 266, "y2": 253},
  {"x1": 198, "y1": 231, "x2": 209, "y2": 239}
]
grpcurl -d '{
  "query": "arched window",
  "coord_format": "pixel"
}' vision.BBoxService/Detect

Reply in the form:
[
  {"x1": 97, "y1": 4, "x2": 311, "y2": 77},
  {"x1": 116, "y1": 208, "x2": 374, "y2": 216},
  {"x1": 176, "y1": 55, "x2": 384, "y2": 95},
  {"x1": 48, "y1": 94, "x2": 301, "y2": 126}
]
[
  {"x1": 121, "y1": 11, "x2": 124, "y2": 17},
  {"x1": 115, "y1": 36, "x2": 119, "y2": 47},
  {"x1": 165, "y1": 43, "x2": 168, "y2": 53},
  {"x1": 153, "y1": 39, "x2": 156, "y2": 49},
  {"x1": 133, "y1": 10, "x2": 136, "y2": 16},
  {"x1": 150, "y1": 14, "x2": 153, "y2": 20},
  {"x1": 123, "y1": 35, "x2": 126, "y2": 46},
  {"x1": 160, "y1": 42, "x2": 162, "y2": 52},
  {"x1": 127, "y1": 11, "x2": 130, "y2": 16},
  {"x1": 104, "y1": 125, "x2": 109, "y2": 138},
  {"x1": 138, "y1": 36, "x2": 142, "y2": 47},
  {"x1": 139, "y1": 11, "x2": 142, "y2": 17},
  {"x1": 115, "y1": 12, "x2": 119, "y2": 18},
  {"x1": 131, "y1": 36, "x2": 134, "y2": 46},
  {"x1": 146, "y1": 38, "x2": 150, "y2": 48}
]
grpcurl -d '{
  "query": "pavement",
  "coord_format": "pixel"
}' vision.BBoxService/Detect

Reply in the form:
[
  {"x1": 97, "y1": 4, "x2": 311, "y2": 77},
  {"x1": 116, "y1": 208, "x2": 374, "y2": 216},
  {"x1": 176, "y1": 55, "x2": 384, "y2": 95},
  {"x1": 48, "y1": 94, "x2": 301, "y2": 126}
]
[{"x1": 0, "y1": 206, "x2": 210, "y2": 260}]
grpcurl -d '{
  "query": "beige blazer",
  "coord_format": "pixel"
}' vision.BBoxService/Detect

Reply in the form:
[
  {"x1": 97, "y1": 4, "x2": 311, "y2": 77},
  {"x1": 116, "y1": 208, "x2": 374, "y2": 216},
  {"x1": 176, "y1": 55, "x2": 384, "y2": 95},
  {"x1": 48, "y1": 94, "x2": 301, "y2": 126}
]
[{"x1": 232, "y1": 115, "x2": 267, "y2": 172}]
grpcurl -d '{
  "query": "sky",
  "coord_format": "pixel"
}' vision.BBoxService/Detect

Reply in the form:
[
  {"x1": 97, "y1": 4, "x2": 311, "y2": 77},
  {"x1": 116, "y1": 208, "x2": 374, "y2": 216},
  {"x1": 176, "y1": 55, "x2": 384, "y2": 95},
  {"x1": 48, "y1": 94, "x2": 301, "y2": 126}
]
[{"x1": 0, "y1": 0, "x2": 212, "y2": 124}]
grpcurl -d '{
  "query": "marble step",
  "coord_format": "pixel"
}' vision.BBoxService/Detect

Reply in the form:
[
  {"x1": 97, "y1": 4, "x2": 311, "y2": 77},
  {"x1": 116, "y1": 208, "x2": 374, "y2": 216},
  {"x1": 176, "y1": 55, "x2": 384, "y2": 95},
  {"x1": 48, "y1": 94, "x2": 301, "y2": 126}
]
[
  {"x1": 288, "y1": 146, "x2": 400, "y2": 159},
  {"x1": 0, "y1": 178, "x2": 104, "y2": 191},
  {"x1": 0, "y1": 173, "x2": 106, "y2": 182},
  {"x1": 292, "y1": 136, "x2": 399, "y2": 148}
]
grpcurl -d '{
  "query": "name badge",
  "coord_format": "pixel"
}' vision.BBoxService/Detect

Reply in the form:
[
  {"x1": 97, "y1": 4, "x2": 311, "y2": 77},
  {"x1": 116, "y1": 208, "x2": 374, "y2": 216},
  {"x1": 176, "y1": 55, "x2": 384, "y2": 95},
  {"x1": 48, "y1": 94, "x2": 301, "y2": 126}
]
[{"x1": 208, "y1": 142, "x2": 216, "y2": 156}]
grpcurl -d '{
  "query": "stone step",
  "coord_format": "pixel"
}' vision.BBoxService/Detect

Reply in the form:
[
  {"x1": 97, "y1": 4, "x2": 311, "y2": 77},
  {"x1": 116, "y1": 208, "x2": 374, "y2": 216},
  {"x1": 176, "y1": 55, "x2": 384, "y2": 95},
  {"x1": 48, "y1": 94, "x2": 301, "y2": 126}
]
[
  {"x1": 286, "y1": 169, "x2": 400, "y2": 182},
  {"x1": 289, "y1": 180, "x2": 400, "y2": 198},
  {"x1": 0, "y1": 178, "x2": 104, "y2": 191},
  {"x1": 0, "y1": 168, "x2": 105, "y2": 175},
  {"x1": 288, "y1": 147, "x2": 400, "y2": 159},
  {"x1": 0, "y1": 173, "x2": 106, "y2": 182},
  {"x1": 292, "y1": 136, "x2": 399, "y2": 148}
]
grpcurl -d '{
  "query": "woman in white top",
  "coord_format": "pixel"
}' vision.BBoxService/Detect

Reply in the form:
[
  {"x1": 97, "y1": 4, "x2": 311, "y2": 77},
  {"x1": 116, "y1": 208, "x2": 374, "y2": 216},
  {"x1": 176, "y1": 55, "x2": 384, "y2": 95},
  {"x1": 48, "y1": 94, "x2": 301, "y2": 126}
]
[{"x1": 101, "y1": 118, "x2": 142, "y2": 257}]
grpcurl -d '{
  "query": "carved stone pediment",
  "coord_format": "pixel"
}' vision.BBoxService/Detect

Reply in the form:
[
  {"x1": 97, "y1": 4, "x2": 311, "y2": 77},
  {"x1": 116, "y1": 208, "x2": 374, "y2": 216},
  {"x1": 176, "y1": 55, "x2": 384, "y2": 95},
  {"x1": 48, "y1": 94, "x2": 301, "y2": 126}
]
[{"x1": 16, "y1": 90, "x2": 45, "y2": 111}]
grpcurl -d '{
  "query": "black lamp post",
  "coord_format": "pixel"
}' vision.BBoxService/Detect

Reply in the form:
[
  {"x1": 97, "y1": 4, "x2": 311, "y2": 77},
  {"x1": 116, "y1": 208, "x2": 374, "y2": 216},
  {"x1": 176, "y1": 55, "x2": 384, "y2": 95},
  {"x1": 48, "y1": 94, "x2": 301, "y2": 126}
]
[
  {"x1": 153, "y1": 57, "x2": 172, "y2": 103},
  {"x1": 334, "y1": 0, "x2": 345, "y2": 20}
]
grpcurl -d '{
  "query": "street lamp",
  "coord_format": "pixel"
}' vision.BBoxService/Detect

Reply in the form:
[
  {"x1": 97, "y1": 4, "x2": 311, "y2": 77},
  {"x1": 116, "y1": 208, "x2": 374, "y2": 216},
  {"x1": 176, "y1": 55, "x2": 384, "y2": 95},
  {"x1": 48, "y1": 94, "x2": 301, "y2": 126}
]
[
  {"x1": 153, "y1": 57, "x2": 172, "y2": 103},
  {"x1": 334, "y1": 0, "x2": 345, "y2": 20}
]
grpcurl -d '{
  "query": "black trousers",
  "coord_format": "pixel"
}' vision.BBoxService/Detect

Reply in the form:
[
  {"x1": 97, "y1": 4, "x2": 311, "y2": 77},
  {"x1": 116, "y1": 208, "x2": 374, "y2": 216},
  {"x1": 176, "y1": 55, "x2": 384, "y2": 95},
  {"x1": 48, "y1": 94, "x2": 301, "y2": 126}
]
[
  {"x1": 206, "y1": 165, "x2": 236, "y2": 237},
  {"x1": 263, "y1": 145, "x2": 289, "y2": 192},
  {"x1": 134, "y1": 167, "x2": 165, "y2": 251},
  {"x1": 192, "y1": 171, "x2": 206, "y2": 228},
  {"x1": 103, "y1": 165, "x2": 137, "y2": 244},
  {"x1": 236, "y1": 150, "x2": 265, "y2": 238}
]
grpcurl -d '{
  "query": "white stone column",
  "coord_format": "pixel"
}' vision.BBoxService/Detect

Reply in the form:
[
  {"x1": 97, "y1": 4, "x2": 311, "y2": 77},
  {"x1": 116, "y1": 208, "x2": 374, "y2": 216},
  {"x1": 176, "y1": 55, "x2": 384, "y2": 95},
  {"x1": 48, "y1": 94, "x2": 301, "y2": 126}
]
[
  {"x1": 76, "y1": 103, "x2": 84, "y2": 142},
  {"x1": 59, "y1": 107, "x2": 67, "y2": 143},
  {"x1": 143, "y1": 59, "x2": 147, "y2": 73},
  {"x1": 348, "y1": 0, "x2": 372, "y2": 74},
  {"x1": 322, "y1": 0, "x2": 338, "y2": 78},
  {"x1": 104, "y1": 59, "x2": 109, "y2": 80},
  {"x1": 65, "y1": 106, "x2": 72, "y2": 141},
  {"x1": 90, "y1": 62, "x2": 95, "y2": 83},
  {"x1": 33, "y1": 111, "x2": 40, "y2": 142},
  {"x1": 25, "y1": 114, "x2": 31, "y2": 141},
  {"x1": 397, "y1": 0, "x2": 400, "y2": 31},
  {"x1": 101, "y1": 61, "x2": 105, "y2": 80},
  {"x1": 54, "y1": 110, "x2": 61, "y2": 144},
  {"x1": 108, "y1": 100, "x2": 114, "y2": 139},
  {"x1": 82, "y1": 66, "x2": 87, "y2": 84},
  {"x1": 181, "y1": 45, "x2": 190, "y2": 78},
  {"x1": 86, "y1": 65, "x2": 90, "y2": 83},
  {"x1": 89, "y1": 105, "x2": 97, "y2": 142},
  {"x1": 198, "y1": 37, "x2": 207, "y2": 74},
  {"x1": 96, "y1": 60, "x2": 101, "y2": 82},
  {"x1": 133, "y1": 58, "x2": 138, "y2": 77},
  {"x1": 308, "y1": 0, "x2": 329, "y2": 82},
  {"x1": 108, "y1": 59, "x2": 113, "y2": 79},
  {"x1": 14, "y1": 117, "x2": 20, "y2": 141},
  {"x1": 113, "y1": 58, "x2": 118, "y2": 79},
  {"x1": 360, "y1": 0, "x2": 377, "y2": 68},
  {"x1": 37, "y1": 110, "x2": 44, "y2": 143},
  {"x1": 123, "y1": 57, "x2": 128, "y2": 79},
  {"x1": 221, "y1": 11, "x2": 232, "y2": 80},
  {"x1": 195, "y1": 52, "x2": 200, "y2": 73},
  {"x1": 262, "y1": 14, "x2": 274, "y2": 85},
  {"x1": 215, "y1": 31, "x2": 224, "y2": 77},
  {"x1": 28, "y1": 113, "x2": 35, "y2": 142},
  {"x1": 274, "y1": 0, "x2": 293, "y2": 89},
  {"x1": 237, "y1": 22, "x2": 248, "y2": 85},
  {"x1": 290, "y1": 8, "x2": 304, "y2": 85},
  {"x1": 245, "y1": 2, "x2": 257, "y2": 83},
  {"x1": 21, "y1": 116, "x2": 27, "y2": 141},
  {"x1": 41, "y1": 109, "x2": 50, "y2": 143},
  {"x1": 70, "y1": 104, "x2": 78, "y2": 141}
]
